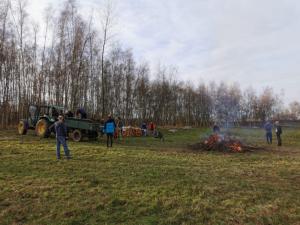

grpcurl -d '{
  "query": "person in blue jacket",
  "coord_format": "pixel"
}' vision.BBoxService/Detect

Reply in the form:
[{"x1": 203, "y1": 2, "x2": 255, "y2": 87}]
[
  {"x1": 104, "y1": 114, "x2": 116, "y2": 147},
  {"x1": 264, "y1": 120, "x2": 273, "y2": 144},
  {"x1": 54, "y1": 115, "x2": 71, "y2": 159}
]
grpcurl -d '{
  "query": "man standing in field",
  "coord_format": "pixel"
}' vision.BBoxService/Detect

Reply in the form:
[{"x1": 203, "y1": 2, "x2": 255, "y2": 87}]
[
  {"x1": 275, "y1": 121, "x2": 282, "y2": 146},
  {"x1": 55, "y1": 115, "x2": 71, "y2": 159},
  {"x1": 104, "y1": 114, "x2": 116, "y2": 147},
  {"x1": 264, "y1": 120, "x2": 273, "y2": 144}
]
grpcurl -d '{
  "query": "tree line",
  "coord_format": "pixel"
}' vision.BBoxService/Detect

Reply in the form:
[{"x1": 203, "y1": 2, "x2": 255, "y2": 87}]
[{"x1": 0, "y1": 0, "x2": 299, "y2": 128}]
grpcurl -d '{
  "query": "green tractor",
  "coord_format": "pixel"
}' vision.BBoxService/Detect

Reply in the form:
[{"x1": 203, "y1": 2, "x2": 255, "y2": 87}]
[
  {"x1": 18, "y1": 105, "x2": 64, "y2": 138},
  {"x1": 18, "y1": 104, "x2": 103, "y2": 142}
]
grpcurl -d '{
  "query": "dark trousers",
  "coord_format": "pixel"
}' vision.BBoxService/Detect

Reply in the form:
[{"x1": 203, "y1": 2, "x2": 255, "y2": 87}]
[
  {"x1": 107, "y1": 133, "x2": 113, "y2": 147},
  {"x1": 266, "y1": 132, "x2": 272, "y2": 144},
  {"x1": 277, "y1": 134, "x2": 282, "y2": 146}
]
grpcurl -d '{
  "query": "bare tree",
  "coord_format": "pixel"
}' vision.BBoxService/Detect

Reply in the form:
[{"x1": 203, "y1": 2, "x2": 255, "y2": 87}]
[
  {"x1": 0, "y1": 0, "x2": 291, "y2": 129},
  {"x1": 289, "y1": 101, "x2": 300, "y2": 120},
  {"x1": 99, "y1": 0, "x2": 114, "y2": 117}
]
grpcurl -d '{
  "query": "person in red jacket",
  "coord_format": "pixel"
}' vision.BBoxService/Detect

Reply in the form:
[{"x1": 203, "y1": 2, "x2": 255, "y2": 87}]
[{"x1": 149, "y1": 122, "x2": 155, "y2": 135}]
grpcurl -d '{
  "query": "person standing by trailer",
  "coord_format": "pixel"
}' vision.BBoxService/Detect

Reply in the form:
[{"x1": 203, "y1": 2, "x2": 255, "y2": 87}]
[
  {"x1": 54, "y1": 115, "x2": 71, "y2": 159},
  {"x1": 104, "y1": 114, "x2": 116, "y2": 147},
  {"x1": 264, "y1": 120, "x2": 273, "y2": 144},
  {"x1": 275, "y1": 121, "x2": 282, "y2": 146},
  {"x1": 76, "y1": 108, "x2": 87, "y2": 119},
  {"x1": 65, "y1": 110, "x2": 74, "y2": 118}
]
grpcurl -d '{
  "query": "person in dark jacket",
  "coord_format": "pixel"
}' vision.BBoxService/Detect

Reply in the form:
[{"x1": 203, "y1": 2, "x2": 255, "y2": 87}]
[
  {"x1": 52, "y1": 107, "x2": 59, "y2": 119},
  {"x1": 213, "y1": 124, "x2": 220, "y2": 133},
  {"x1": 275, "y1": 121, "x2": 282, "y2": 146},
  {"x1": 141, "y1": 122, "x2": 147, "y2": 136},
  {"x1": 264, "y1": 120, "x2": 273, "y2": 144},
  {"x1": 65, "y1": 110, "x2": 74, "y2": 118},
  {"x1": 104, "y1": 114, "x2": 116, "y2": 147},
  {"x1": 76, "y1": 108, "x2": 87, "y2": 119},
  {"x1": 55, "y1": 115, "x2": 71, "y2": 159}
]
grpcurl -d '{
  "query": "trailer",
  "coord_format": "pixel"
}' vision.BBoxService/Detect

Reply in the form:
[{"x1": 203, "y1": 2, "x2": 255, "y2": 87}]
[
  {"x1": 18, "y1": 105, "x2": 103, "y2": 142},
  {"x1": 64, "y1": 117, "x2": 103, "y2": 142}
]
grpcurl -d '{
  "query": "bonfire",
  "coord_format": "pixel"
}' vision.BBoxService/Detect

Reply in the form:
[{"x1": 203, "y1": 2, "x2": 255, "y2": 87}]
[{"x1": 189, "y1": 133, "x2": 259, "y2": 153}]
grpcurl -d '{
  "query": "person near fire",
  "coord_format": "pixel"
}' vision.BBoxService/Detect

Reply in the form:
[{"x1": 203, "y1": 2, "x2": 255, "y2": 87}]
[
  {"x1": 275, "y1": 121, "x2": 282, "y2": 146},
  {"x1": 104, "y1": 114, "x2": 116, "y2": 147},
  {"x1": 213, "y1": 124, "x2": 220, "y2": 133},
  {"x1": 264, "y1": 120, "x2": 273, "y2": 144}
]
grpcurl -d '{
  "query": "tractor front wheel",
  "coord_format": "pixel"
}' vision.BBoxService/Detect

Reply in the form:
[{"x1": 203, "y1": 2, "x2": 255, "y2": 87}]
[
  {"x1": 35, "y1": 119, "x2": 50, "y2": 138},
  {"x1": 18, "y1": 120, "x2": 28, "y2": 135},
  {"x1": 72, "y1": 129, "x2": 82, "y2": 142}
]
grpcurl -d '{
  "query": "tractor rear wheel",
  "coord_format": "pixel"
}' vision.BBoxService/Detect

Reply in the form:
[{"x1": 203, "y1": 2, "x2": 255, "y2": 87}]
[
  {"x1": 18, "y1": 120, "x2": 28, "y2": 135},
  {"x1": 35, "y1": 119, "x2": 50, "y2": 138},
  {"x1": 72, "y1": 129, "x2": 82, "y2": 142}
]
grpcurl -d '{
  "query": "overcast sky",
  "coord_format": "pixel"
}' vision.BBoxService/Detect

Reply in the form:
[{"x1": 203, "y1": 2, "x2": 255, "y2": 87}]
[{"x1": 28, "y1": 0, "x2": 300, "y2": 104}]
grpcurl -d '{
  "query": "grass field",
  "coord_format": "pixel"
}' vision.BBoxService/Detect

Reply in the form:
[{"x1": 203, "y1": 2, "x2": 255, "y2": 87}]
[{"x1": 0, "y1": 127, "x2": 300, "y2": 225}]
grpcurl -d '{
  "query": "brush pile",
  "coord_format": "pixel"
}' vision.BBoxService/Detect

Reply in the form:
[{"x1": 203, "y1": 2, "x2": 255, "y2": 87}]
[{"x1": 189, "y1": 133, "x2": 259, "y2": 153}]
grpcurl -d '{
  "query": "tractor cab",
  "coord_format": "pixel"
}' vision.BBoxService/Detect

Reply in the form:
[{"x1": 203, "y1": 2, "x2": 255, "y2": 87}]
[
  {"x1": 28, "y1": 105, "x2": 38, "y2": 127},
  {"x1": 28, "y1": 105, "x2": 64, "y2": 127}
]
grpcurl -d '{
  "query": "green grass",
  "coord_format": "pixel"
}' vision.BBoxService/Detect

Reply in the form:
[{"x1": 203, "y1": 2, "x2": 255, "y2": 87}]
[{"x1": 0, "y1": 128, "x2": 300, "y2": 225}]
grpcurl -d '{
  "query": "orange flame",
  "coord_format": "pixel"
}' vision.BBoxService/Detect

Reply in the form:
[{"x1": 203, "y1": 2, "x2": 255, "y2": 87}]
[
  {"x1": 227, "y1": 142, "x2": 242, "y2": 152},
  {"x1": 204, "y1": 134, "x2": 243, "y2": 152}
]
